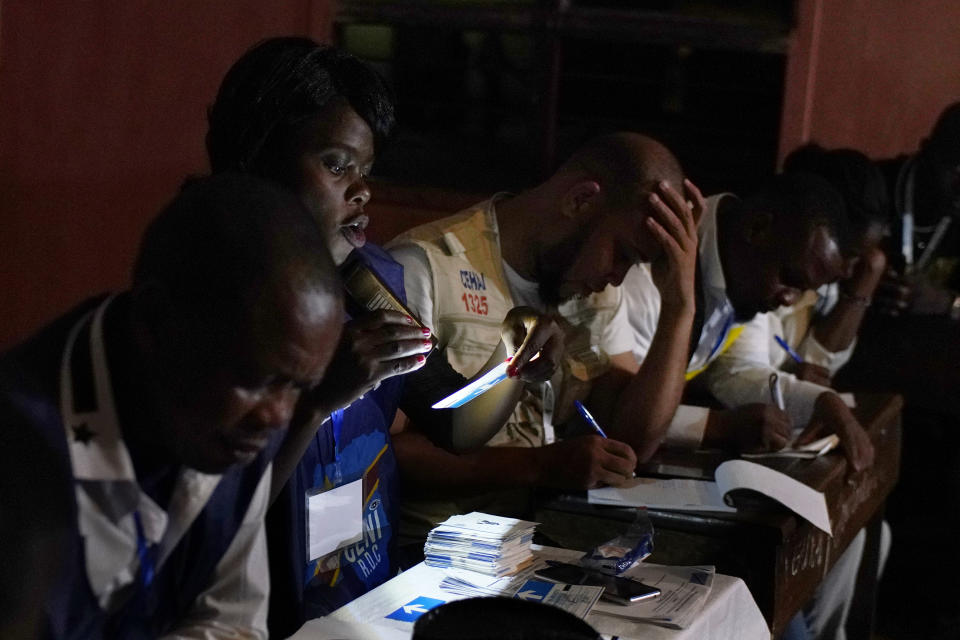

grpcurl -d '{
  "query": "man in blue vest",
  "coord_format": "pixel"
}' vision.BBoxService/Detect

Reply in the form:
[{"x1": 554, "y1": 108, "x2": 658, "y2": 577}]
[{"x1": 0, "y1": 173, "x2": 343, "y2": 639}]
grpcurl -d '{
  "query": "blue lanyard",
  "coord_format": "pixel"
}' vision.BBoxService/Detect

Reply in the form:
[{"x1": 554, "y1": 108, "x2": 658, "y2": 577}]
[
  {"x1": 331, "y1": 408, "x2": 344, "y2": 485},
  {"x1": 132, "y1": 511, "x2": 155, "y2": 590},
  {"x1": 314, "y1": 409, "x2": 345, "y2": 487},
  {"x1": 707, "y1": 315, "x2": 734, "y2": 360}
]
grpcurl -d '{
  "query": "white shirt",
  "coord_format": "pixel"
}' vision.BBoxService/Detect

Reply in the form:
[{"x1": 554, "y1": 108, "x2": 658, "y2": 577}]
[
  {"x1": 60, "y1": 299, "x2": 270, "y2": 639},
  {"x1": 703, "y1": 284, "x2": 854, "y2": 426},
  {"x1": 622, "y1": 194, "x2": 739, "y2": 447}
]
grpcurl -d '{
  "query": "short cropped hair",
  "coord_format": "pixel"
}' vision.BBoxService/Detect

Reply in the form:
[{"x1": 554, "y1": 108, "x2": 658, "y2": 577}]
[
  {"x1": 133, "y1": 172, "x2": 338, "y2": 317},
  {"x1": 560, "y1": 132, "x2": 685, "y2": 210},
  {"x1": 206, "y1": 37, "x2": 395, "y2": 177},
  {"x1": 783, "y1": 143, "x2": 888, "y2": 247},
  {"x1": 741, "y1": 171, "x2": 848, "y2": 243}
]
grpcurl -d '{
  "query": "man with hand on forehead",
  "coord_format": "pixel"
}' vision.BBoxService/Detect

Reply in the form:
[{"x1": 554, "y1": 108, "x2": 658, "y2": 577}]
[
  {"x1": 387, "y1": 132, "x2": 704, "y2": 538},
  {"x1": 622, "y1": 173, "x2": 871, "y2": 469},
  {"x1": 0, "y1": 173, "x2": 343, "y2": 638}
]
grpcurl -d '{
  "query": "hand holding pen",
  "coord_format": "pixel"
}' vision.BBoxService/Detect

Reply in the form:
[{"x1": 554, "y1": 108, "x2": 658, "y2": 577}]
[
  {"x1": 774, "y1": 335, "x2": 831, "y2": 386},
  {"x1": 575, "y1": 400, "x2": 609, "y2": 438},
  {"x1": 574, "y1": 400, "x2": 636, "y2": 479}
]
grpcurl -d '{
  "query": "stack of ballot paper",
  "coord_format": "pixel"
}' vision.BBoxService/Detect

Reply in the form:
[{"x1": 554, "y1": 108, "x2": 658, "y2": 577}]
[
  {"x1": 439, "y1": 565, "x2": 604, "y2": 620},
  {"x1": 424, "y1": 512, "x2": 537, "y2": 576}
]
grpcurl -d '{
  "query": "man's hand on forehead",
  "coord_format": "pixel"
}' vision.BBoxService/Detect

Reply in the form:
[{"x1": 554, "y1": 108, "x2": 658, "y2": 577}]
[{"x1": 645, "y1": 179, "x2": 704, "y2": 308}]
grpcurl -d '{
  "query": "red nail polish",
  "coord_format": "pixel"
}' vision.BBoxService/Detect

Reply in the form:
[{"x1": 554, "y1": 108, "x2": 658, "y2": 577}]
[
  {"x1": 507, "y1": 365, "x2": 518, "y2": 378},
  {"x1": 423, "y1": 340, "x2": 432, "y2": 347},
  {"x1": 416, "y1": 354, "x2": 426, "y2": 363},
  {"x1": 421, "y1": 327, "x2": 431, "y2": 336},
  {"x1": 406, "y1": 316, "x2": 415, "y2": 325}
]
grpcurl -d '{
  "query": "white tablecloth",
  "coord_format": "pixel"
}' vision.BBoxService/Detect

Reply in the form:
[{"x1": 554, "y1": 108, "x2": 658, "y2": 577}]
[{"x1": 290, "y1": 547, "x2": 769, "y2": 640}]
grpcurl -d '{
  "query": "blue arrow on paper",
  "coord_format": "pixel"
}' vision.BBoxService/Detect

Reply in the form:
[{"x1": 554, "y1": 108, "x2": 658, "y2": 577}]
[
  {"x1": 514, "y1": 579, "x2": 553, "y2": 602},
  {"x1": 385, "y1": 596, "x2": 446, "y2": 622}
]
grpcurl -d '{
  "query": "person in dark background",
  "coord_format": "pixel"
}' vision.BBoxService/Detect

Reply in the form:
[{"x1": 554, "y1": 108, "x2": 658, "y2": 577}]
[
  {"x1": 0, "y1": 173, "x2": 343, "y2": 639},
  {"x1": 705, "y1": 147, "x2": 891, "y2": 640},
  {"x1": 625, "y1": 172, "x2": 871, "y2": 469},
  {"x1": 0, "y1": 426, "x2": 71, "y2": 640},
  {"x1": 832, "y1": 103, "x2": 960, "y2": 639},
  {"x1": 874, "y1": 101, "x2": 960, "y2": 318},
  {"x1": 709, "y1": 145, "x2": 888, "y2": 396},
  {"x1": 206, "y1": 37, "x2": 564, "y2": 637}
]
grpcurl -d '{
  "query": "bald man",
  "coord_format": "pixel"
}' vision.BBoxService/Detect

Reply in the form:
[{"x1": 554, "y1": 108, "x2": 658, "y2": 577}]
[
  {"x1": 386, "y1": 132, "x2": 704, "y2": 540},
  {"x1": 0, "y1": 173, "x2": 342, "y2": 639}
]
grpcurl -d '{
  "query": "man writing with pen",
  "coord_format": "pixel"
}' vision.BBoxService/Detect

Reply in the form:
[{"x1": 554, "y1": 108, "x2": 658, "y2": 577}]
[
  {"x1": 700, "y1": 148, "x2": 887, "y2": 470},
  {"x1": 661, "y1": 157, "x2": 885, "y2": 640},
  {"x1": 622, "y1": 170, "x2": 874, "y2": 472},
  {"x1": 387, "y1": 132, "x2": 704, "y2": 543}
]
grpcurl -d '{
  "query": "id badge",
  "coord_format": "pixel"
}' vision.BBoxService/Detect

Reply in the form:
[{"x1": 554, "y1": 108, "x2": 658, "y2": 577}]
[{"x1": 306, "y1": 478, "x2": 364, "y2": 562}]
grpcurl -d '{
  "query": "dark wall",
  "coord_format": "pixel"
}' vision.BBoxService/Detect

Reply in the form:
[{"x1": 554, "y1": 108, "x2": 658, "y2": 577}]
[
  {"x1": 0, "y1": 0, "x2": 336, "y2": 348},
  {"x1": 780, "y1": 0, "x2": 960, "y2": 162}
]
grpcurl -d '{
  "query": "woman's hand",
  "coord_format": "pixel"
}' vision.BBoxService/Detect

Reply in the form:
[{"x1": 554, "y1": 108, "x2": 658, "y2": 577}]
[
  {"x1": 305, "y1": 309, "x2": 432, "y2": 415},
  {"x1": 500, "y1": 306, "x2": 565, "y2": 383}
]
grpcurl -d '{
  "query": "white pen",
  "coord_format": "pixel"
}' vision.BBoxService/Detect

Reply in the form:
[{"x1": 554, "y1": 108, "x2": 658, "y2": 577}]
[{"x1": 768, "y1": 372, "x2": 786, "y2": 411}]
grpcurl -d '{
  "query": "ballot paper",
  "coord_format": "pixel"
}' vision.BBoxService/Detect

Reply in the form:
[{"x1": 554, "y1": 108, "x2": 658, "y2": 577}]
[
  {"x1": 439, "y1": 564, "x2": 603, "y2": 619},
  {"x1": 591, "y1": 563, "x2": 716, "y2": 629},
  {"x1": 431, "y1": 360, "x2": 511, "y2": 409},
  {"x1": 424, "y1": 512, "x2": 537, "y2": 576},
  {"x1": 589, "y1": 477, "x2": 737, "y2": 513},
  {"x1": 589, "y1": 459, "x2": 832, "y2": 534},
  {"x1": 431, "y1": 354, "x2": 544, "y2": 409},
  {"x1": 742, "y1": 433, "x2": 840, "y2": 459}
]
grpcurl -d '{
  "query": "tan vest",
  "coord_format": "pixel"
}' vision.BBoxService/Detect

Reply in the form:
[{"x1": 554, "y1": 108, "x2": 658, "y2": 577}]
[
  {"x1": 388, "y1": 199, "x2": 623, "y2": 531},
  {"x1": 390, "y1": 198, "x2": 622, "y2": 447}
]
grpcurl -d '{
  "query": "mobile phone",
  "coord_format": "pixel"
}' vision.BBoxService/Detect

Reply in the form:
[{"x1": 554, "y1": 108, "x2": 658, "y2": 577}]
[
  {"x1": 534, "y1": 562, "x2": 661, "y2": 605},
  {"x1": 340, "y1": 258, "x2": 438, "y2": 349}
]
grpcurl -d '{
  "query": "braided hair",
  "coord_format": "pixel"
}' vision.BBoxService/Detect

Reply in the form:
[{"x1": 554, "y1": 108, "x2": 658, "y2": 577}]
[{"x1": 206, "y1": 37, "x2": 395, "y2": 180}]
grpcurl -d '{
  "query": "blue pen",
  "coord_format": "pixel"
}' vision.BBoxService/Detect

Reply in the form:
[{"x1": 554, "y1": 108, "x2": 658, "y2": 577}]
[
  {"x1": 774, "y1": 335, "x2": 804, "y2": 364},
  {"x1": 574, "y1": 400, "x2": 608, "y2": 438}
]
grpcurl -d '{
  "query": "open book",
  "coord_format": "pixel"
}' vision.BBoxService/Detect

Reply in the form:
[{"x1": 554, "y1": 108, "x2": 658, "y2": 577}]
[{"x1": 588, "y1": 459, "x2": 831, "y2": 535}]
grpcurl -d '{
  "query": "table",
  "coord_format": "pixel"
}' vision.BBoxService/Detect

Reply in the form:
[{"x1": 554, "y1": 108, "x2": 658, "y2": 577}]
[
  {"x1": 290, "y1": 546, "x2": 768, "y2": 640},
  {"x1": 535, "y1": 393, "x2": 902, "y2": 638}
]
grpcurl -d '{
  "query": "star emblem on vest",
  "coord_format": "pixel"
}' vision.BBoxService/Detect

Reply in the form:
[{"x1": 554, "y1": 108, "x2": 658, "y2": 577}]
[{"x1": 72, "y1": 422, "x2": 97, "y2": 445}]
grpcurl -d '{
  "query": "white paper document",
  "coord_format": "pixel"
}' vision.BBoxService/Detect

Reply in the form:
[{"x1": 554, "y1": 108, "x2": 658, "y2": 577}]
[
  {"x1": 305, "y1": 552, "x2": 599, "y2": 637},
  {"x1": 715, "y1": 459, "x2": 831, "y2": 534},
  {"x1": 306, "y1": 478, "x2": 363, "y2": 561},
  {"x1": 589, "y1": 477, "x2": 736, "y2": 513},
  {"x1": 591, "y1": 563, "x2": 716, "y2": 630},
  {"x1": 742, "y1": 433, "x2": 840, "y2": 459},
  {"x1": 439, "y1": 564, "x2": 602, "y2": 619},
  {"x1": 431, "y1": 360, "x2": 511, "y2": 408},
  {"x1": 589, "y1": 459, "x2": 832, "y2": 534}
]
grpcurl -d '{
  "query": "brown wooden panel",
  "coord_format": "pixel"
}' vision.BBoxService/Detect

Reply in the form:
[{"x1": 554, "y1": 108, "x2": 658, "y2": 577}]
[{"x1": 0, "y1": 0, "x2": 334, "y2": 349}]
